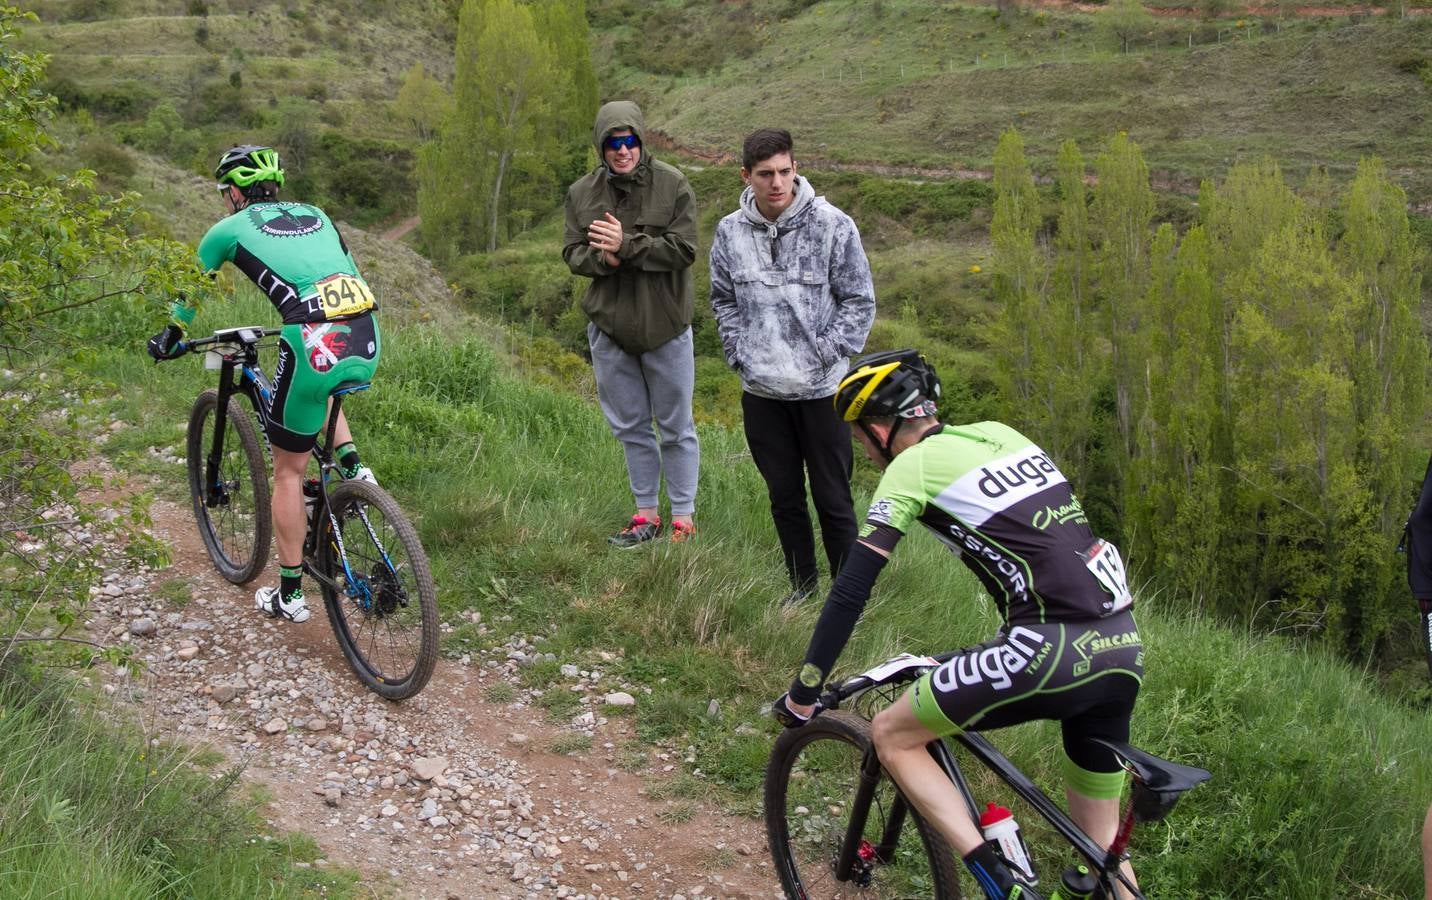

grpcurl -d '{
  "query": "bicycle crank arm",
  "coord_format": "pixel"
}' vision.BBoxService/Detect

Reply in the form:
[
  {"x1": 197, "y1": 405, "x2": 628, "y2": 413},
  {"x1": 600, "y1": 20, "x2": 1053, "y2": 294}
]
[{"x1": 300, "y1": 561, "x2": 345, "y2": 595}]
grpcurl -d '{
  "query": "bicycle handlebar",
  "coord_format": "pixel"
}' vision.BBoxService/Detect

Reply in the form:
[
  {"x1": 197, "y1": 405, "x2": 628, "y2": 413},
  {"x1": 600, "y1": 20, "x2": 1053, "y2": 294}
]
[
  {"x1": 818, "y1": 648, "x2": 962, "y2": 710},
  {"x1": 169, "y1": 326, "x2": 284, "y2": 358}
]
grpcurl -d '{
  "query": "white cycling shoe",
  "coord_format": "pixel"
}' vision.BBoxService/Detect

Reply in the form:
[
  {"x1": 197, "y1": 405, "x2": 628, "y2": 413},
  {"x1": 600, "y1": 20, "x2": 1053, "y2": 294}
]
[
  {"x1": 347, "y1": 465, "x2": 378, "y2": 486},
  {"x1": 255, "y1": 585, "x2": 311, "y2": 623}
]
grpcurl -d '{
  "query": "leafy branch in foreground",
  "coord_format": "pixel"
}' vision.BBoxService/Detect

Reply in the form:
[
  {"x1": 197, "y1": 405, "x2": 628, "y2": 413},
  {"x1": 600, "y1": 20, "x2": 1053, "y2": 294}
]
[{"x1": 0, "y1": 5, "x2": 196, "y2": 665}]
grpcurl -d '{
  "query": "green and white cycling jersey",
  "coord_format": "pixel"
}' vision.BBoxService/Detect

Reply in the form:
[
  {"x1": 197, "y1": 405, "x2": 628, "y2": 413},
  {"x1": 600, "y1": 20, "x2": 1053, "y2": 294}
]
[
  {"x1": 859, "y1": 422, "x2": 1132, "y2": 626},
  {"x1": 195, "y1": 202, "x2": 376, "y2": 324}
]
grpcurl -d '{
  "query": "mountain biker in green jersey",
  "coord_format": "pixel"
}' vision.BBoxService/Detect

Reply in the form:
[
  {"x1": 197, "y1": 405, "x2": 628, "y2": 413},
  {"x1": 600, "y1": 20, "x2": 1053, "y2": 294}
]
[
  {"x1": 772, "y1": 349, "x2": 1143, "y2": 900},
  {"x1": 147, "y1": 145, "x2": 381, "y2": 625}
]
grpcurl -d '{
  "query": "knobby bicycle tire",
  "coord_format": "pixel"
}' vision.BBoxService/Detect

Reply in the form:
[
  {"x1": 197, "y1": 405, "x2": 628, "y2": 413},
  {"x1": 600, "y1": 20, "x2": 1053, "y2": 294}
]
[
  {"x1": 186, "y1": 389, "x2": 272, "y2": 584},
  {"x1": 317, "y1": 480, "x2": 437, "y2": 700},
  {"x1": 765, "y1": 710, "x2": 963, "y2": 899}
]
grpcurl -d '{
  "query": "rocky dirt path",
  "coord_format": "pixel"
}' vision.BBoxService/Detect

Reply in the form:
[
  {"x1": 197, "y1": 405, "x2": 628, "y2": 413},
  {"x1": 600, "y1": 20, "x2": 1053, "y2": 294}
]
[{"x1": 81, "y1": 455, "x2": 778, "y2": 899}]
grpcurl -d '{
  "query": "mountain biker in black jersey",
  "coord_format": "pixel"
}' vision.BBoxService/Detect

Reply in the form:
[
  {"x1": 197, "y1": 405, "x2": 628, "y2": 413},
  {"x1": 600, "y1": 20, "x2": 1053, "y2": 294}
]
[
  {"x1": 772, "y1": 349, "x2": 1143, "y2": 900},
  {"x1": 147, "y1": 145, "x2": 381, "y2": 625}
]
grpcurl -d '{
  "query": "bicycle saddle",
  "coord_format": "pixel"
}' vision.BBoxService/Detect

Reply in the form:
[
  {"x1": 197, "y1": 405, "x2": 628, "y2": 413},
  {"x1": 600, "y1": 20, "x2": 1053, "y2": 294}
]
[
  {"x1": 1092, "y1": 739, "x2": 1211, "y2": 823},
  {"x1": 331, "y1": 380, "x2": 372, "y2": 397}
]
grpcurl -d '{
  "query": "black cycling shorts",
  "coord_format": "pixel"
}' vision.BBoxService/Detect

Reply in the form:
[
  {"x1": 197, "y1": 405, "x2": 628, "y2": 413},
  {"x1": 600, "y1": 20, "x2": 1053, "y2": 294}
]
[{"x1": 909, "y1": 610, "x2": 1143, "y2": 778}]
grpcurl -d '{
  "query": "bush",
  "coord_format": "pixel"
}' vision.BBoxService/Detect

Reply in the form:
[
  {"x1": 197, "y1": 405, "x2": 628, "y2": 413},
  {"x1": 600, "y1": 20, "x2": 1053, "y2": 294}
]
[
  {"x1": 55, "y1": 80, "x2": 160, "y2": 121},
  {"x1": 79, "y1": 135, "x2": 136, "y2": 183}
]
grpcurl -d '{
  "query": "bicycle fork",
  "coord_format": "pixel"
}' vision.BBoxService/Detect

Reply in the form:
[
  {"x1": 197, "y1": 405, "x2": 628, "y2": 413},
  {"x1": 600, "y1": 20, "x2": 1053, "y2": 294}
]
[
  {"x1": 204, "y1": 389, "x2": 231, "y2": 507},
  {"x1": 833, "y1": 744, "x2": 923, "y2": 883}
]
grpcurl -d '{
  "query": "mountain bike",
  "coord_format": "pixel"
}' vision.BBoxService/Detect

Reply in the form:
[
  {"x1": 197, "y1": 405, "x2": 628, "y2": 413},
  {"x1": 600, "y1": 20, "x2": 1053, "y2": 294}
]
[
  {"x1": 166, "y1": 325, "x2": 438, "y2": 700},
  {"x1": 764, "y1": 652, "x2": 1210, "y2": 898}
]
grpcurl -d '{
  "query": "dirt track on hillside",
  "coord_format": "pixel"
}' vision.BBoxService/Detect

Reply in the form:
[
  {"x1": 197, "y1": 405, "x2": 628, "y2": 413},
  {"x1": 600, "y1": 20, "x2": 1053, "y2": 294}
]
[{"x1": 83, "y1": 456, "x2": 778, "y2": 900}]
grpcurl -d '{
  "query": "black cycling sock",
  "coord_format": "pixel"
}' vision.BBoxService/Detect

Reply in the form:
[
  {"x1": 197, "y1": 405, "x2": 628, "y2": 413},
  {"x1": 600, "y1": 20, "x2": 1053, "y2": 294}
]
[
  {"x1": 279, "y1": 564, "x2": 303, "y2": 600},
  {"x1": 963, "y1": 841, "x2": 1018, "y2": 899},
  {"x1": 336, "y1": 442, "x2": 361, "y2": 477}
]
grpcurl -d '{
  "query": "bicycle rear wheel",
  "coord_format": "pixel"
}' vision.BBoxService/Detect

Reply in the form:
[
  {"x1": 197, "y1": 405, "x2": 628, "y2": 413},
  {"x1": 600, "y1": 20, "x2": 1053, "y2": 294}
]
[
  {"x1": 316, "y1": 480, "x2": 437, "y2": 700},
  {"x1": 186, "y1": 389, "x2": 271, "y2": 584},
  {"x1": 765, "y1": 710, "x2": 963, "y2": 899}
]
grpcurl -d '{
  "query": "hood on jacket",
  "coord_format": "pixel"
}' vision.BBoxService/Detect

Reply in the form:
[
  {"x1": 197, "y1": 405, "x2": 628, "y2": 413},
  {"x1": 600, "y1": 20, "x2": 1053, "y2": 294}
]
[
  {"x1": 739, "y1": 174, "x2": 816, "y2": 232},
  {"x1": 592, "y1": 100, "x2": 646, "y2": 171}
]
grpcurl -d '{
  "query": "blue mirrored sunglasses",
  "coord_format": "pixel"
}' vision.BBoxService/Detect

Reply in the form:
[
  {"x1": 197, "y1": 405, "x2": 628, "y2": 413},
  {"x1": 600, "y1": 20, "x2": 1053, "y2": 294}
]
[{"x1": 604, "y1": 134, "x2": 640, "y2": 151}]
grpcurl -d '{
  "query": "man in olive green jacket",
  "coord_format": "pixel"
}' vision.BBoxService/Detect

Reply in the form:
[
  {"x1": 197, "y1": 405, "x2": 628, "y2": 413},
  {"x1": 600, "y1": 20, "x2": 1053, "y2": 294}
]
[{"x1": 563, "y1": 100, "x2": 700, "y2": 547}]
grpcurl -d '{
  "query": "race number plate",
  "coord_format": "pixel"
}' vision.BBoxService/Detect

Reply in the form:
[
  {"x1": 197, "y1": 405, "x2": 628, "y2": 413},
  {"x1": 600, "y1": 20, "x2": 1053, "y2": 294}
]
[
  {"x1": 313, "y1": 274, "x2": 375, "y2": 320},
  {"x1": 858, "y1": 653, "x2": 940, "y2": 683},
  {"x1": 1078, "y1": 538, "x2": 1133, "y2": 613}
]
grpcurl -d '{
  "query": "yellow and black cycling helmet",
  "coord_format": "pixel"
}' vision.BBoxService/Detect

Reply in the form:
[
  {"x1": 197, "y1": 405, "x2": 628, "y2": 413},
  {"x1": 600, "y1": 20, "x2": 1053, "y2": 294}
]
[
  {"x1": 835, "y1": 349, "x2": 942, "y2": 462},
  {"x1": 215, "y1": 145, "x2": 284, "y2": 199},
  {"x1": 834, "y1": 348, "x2": 941, "y2": 422}
]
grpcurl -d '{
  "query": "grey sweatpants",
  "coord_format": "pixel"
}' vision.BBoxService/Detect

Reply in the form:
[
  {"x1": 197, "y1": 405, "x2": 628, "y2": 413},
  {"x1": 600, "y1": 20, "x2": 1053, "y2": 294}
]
[{"x1": 588, "y1": 324, "x2": 700, "y2": 516}]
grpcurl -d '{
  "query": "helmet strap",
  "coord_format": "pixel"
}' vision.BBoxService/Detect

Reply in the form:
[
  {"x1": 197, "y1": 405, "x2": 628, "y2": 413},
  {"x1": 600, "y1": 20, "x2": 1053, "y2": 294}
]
[{"x1": 858, "y1": 420, "x2": 902, "y2": 463}]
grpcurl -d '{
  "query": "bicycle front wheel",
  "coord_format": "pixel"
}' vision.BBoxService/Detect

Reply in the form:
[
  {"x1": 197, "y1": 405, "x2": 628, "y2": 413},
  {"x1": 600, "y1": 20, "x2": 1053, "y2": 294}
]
[
  {"x1": 186, "y1": 389, "x2": 271, "y2": 584},
  {"x1": 316, "y1": 480, "x2": 437, "y2": 700},
  {"x1": 765, "y1": 710, "x2": 963, "y2": 899}
]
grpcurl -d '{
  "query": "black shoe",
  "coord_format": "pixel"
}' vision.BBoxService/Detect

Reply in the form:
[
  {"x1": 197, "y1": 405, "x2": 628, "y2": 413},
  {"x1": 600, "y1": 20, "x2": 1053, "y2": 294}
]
[
  {"x1": 965, "y1": 841, "x2": 1043, "y2": 900},
  {"x1": 780, "y1": 586, "x2": 814, "y2": 607}
]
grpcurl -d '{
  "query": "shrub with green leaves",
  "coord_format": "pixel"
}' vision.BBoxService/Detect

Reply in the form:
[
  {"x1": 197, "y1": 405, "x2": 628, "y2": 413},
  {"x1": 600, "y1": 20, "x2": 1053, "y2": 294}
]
[{"x1": 0, "y1": 7, "x2": 202, "y2": 666}]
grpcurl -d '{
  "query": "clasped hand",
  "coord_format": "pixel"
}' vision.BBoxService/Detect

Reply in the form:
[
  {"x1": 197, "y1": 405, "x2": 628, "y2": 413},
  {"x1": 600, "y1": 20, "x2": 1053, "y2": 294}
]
[{"x1": 587, "y1": 212, "x2": 623, "y2": 267}]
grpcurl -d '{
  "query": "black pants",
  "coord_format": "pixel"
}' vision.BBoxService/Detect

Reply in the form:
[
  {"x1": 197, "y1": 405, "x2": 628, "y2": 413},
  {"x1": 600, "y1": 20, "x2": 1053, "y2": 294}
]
[
  {"x1": 1410, "y1": 455, "x2": 1432, "y2": 679},
  {"x1": 742, "y1": 391, "x2": 858, "y2": 592}
]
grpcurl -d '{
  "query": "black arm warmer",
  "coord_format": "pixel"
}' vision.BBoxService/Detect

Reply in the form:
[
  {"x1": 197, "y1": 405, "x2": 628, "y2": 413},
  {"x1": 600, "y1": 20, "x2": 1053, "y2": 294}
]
[{"x1": 788, "y1": 542, "x2": 891, "y2": 705}]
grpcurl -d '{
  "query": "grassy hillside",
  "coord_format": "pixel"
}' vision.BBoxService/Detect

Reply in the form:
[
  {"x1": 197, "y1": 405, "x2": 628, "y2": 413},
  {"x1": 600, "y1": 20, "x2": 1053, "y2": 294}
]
[
  {"x1": 41, "y1": 254, "x2": 1429, "y2": 896},
  {"x1": 14, "y1": 4, "x2": 1432, "y2": 893},
  {"x1": 18, "y1": 0, "x2": 455, "y2": 224},
  {"x1": 596, "y1": 0, "x2": 1432, "y2": 206}
]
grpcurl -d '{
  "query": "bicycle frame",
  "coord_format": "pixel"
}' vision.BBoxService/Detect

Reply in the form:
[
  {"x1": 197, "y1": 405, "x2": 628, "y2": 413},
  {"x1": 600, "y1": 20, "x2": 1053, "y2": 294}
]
[
  {"x1": 184, "y1": 328, "x2": 388, "y2": 600},
  {"x1": 820, "y1": 663, "x2": 1146, "y2": 899}
]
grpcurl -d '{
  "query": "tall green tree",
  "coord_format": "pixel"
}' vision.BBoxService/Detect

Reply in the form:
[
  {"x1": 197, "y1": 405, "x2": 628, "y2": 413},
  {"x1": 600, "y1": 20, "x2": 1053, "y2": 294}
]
[
  {"x1": 533, "y1": 0, "x2": 599, "y2": 183},
  {"x1": 393, "y1": 62, "x2": 452, "y2": 143},
  {"x1": 1333, "y1": 158, "x2": 1427, "y2": 654},
  {"x1": 1225, "y1": 214, "x2": 1365, "y2": 640},
  {"x1": 418, "y1": 0, "x2": 590, "y2": 258},
  {"x1": 1046, "y1": 139, "x2": 1101, "y2": 492},
  {"x1": 988, "y1": 128, "x2": 1045, "y2": 425},
  {"x1": 1101, "y1": 0, "x2": 1153, "y2": 52},
  {"x1": 1127, "y1": 224, "x2": 1222, "y2": 600},
  {"x1": 1090, "y1": 132, "x2": 1154, "y2": 464}
]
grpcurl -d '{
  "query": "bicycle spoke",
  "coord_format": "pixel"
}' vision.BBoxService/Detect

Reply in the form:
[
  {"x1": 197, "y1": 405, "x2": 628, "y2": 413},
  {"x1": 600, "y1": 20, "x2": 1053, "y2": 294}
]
[
  {"x1": 322, "y1": 481, "x2": 432, "y2": 693},
  {"x1": 767, "y1": 716, "x2": 956, "y2": 899},
  {"x1": 188, "y1": 390, "x2": 268, "y2": 584}
]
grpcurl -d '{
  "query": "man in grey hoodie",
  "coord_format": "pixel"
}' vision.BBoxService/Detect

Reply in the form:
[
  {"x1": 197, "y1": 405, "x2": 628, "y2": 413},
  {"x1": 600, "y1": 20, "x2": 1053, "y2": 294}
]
[
  {"x1": 709, "y1": 128, "x2": 876, "y2": 603},
  {"x1": 563, "y1": 101, "x2": 700, "y2": 547}
]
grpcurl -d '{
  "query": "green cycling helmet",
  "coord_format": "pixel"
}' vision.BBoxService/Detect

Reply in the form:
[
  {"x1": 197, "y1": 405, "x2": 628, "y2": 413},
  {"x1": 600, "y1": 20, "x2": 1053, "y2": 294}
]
[{"x1": 215, "y1": 145, "x2": 285, "y2": 188}]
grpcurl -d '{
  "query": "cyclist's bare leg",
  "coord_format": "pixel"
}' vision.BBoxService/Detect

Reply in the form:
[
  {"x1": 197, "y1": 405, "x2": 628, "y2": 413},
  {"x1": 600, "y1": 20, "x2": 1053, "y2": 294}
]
[
  {"x1": 870, "y1": 692, "x2": 984, "y2": 854},
  {"x1": 327, "y1": 400, "x2": 354, "y2": 448},
  {"x1": 1066, "y1": 788, "x2": 1138, "y2": 898},
  {"x1": 271, "y1": 445, "x2": 308, "y2": 569}
]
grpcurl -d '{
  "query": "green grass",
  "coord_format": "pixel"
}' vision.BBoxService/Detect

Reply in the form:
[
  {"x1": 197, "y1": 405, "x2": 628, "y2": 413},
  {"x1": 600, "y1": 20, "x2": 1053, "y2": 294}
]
[
  {"x1": 0, "y1": 662, "x2": 358, "y2": 898},
  {"x1": 483, "y1": 681, "x2": 516, "y2": 704},
  {"x1": 551, "y1": 732, "x2": 593, "y2": 756},
  {"x1": 601, "y1": 0, "x2": 1432, "y2": 205},
  {"x1": 58, "y1": 279, "x2": 1432, "y2": 896},
  {"x1": 17, "y1": 2, "x2": 1432, "y2": 891}
]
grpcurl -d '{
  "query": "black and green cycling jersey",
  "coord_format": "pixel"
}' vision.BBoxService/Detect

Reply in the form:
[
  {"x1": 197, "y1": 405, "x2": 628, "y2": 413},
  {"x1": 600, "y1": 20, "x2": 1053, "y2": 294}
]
[
  {"x1": 190, "y1": 202, "x2": 377, "y2": 324},
  {"x1": 178, "y1": 200, "x2": 382, "y2": 453},
  {"x1": 858, "y1": 422, "x2": 1131, "y2": 627},
  {"x1": 790, "y1": 420, "x2": 1142, "y2": 787}
]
